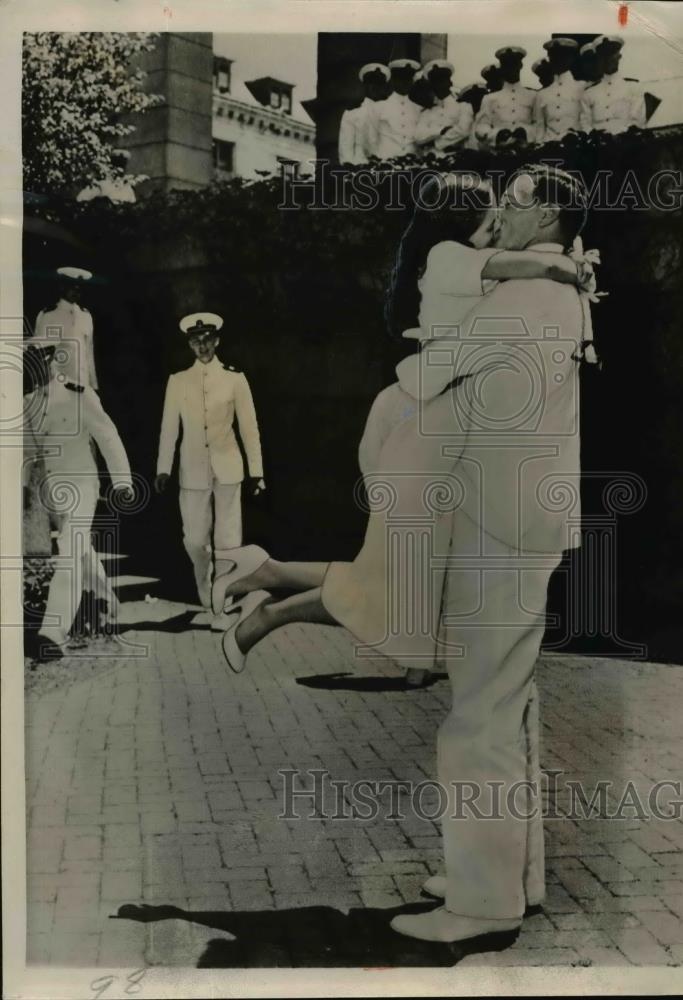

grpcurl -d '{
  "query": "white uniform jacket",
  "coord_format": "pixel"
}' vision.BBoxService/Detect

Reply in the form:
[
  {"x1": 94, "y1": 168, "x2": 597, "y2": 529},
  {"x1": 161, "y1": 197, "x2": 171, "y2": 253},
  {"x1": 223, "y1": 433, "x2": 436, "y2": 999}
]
[
  {"x1": 579, "y1": 74, "x2": 647, "y2": 133},
  {"x1": 415, "y1": 94, "x2": 474, "y2": 151},
  {"x1": 34, "y1": 300, "x2": 98, "y2": 389},
  {"x1": 338, "y1": 99, "x2": 375, "y2": 164},
  {"x1": 157, "y1": 357, "x2": 263, "y2": 489},
  {"x1": 533, "y1": 71, "x2": 586, "y2": 142},
  {"x1": 24, "y1": 379, "x2": 131, "y2": 489},
  {"x1": 474, "y1": 82, "x2": 537, "y2": 144},
  {"x1": 365, "y1": 92, "x2": 421, "y2": 159}
]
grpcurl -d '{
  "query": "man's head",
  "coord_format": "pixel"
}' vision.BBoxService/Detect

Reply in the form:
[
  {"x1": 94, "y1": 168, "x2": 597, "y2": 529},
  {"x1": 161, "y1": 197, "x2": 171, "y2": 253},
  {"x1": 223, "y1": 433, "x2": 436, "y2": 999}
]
[
  {"x1": 180, "y1": 313, "x2": 224, "y2": 364},
  {"x1": 495, "y1": 166, "x2": 588, "y2": 250},
  {"x1": 424, "y1": 60, "x2": 454, "y2": 100},
  {"x1": 543, "y1": 37, "x2": 579, "y2": 76},
  {"x1": 358, "y1": 64, "x2": 390, "y2": 102},
  {"x1": 388, "y1": 58, "x2": 420, "y2": 96},
  {"x1": 481, "y1": 63, "x2": 503, "y2": 92},
  {"x1": 577, "y1": 41, "x2": 602, "y2": 83},
  {"x1": 56, "y1": 266, "x2": 92, "y2": 304},
  {"x1": 495, "y1": 47, "x2": 526, "y2": 84},
  {"x1": 532, "y1": 59, "x2": 554, "y2": 89},
  {"x1": 596, "y1": 35, "x2": 623, "y2": 76},
  {"x1": 409, "y1": 73, "x2": 434, "y2": 110}
]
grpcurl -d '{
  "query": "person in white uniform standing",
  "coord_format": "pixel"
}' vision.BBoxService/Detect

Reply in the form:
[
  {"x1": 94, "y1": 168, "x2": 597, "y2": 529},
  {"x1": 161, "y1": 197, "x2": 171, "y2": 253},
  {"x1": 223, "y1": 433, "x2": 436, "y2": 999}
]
[
  {"x1": 33, "y1": 267, "x2": 98, "y2": 390},
  {"x1": 337, "y1": 63, "x2": 390, "y2": 165},
  {"x1": 580, "y1": 35, "x2": 647, "y2": 133},
  {"x1": 365, "y1": 58, "x2": 421, "y2": 160},
  {"x1": 532, "y1": 37, "x2": 585, "y2": 143},
  {"x1": 473, "y1": 47, "x2": 536, "y2": 148},
  {"x1": 155, "y1": 313, "x2": 265, "y2": 615},
  {"x1": 414, "y1": 60, "x2": 474, "y2": 153}
]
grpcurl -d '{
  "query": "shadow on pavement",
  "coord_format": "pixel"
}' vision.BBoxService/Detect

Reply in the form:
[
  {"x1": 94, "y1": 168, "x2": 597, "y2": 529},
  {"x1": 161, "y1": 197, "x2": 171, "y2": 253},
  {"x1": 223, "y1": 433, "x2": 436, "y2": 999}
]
[
  {"x1": 296, "y1": 672, "x2": 448, "y2": 692},
  {"x1": 112, "y1": 901, "x2": 518, "y2": 967}
]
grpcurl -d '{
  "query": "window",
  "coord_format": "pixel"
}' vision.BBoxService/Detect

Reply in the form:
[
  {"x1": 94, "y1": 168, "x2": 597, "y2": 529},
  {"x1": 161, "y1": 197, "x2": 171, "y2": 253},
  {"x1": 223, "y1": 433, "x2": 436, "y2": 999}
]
[
  {"x1": 270, "y1": 91, "x2": 281, "y2": 109},
  {"x1": 213, "y1": 139, "x2": 235, "y2": 178},
  {"x1": 277, "y1": 157, "x2": 299, "y2": 181},
  {"x1": 213, "y1": 57, "x2": 232, "y2": 94},
  {"x1": 281, "y1": 92, "x2": 292, "y2": 114}
]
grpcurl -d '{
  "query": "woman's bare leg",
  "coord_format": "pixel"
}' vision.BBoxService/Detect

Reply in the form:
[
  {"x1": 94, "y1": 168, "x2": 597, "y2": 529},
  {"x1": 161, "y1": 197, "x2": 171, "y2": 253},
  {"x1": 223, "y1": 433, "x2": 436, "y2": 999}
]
[
  {"x1": 236, "y1": 587, "x2": 336, "y2": 653},
  {"x1": 223, "y1": 558, "x2": 330, "y2": 598}
]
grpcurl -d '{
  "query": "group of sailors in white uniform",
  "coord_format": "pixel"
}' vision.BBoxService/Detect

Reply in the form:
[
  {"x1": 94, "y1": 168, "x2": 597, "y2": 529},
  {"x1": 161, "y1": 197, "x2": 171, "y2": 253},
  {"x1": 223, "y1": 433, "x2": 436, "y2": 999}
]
[{"x1": 338, "y1": 34, "x2": 654, "y2": 164}]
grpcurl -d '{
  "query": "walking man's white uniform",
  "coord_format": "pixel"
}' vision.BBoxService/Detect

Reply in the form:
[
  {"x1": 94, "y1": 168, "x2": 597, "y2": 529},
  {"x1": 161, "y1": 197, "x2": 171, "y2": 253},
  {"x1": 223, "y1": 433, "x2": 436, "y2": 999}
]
[
  {"x1": 23, "y1": 342, "x2": 133, "y2": 661},
  {"x1": 391, "y1": 166, "x2": 588, "y2": 943},
  {"x1": 155, "y1": 313, "x2": 265, "y2": 613}
]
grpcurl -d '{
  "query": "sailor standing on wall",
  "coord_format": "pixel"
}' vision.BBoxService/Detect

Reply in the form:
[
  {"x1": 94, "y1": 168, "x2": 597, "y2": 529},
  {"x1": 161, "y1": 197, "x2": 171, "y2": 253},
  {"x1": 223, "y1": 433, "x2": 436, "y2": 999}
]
[
  {"x1": 155, "y1": 313, "x2": 265, "y2": 625},
  {"x1": 338, "y1": 63, "x2": 390, "y2": 165},
  {"x1": 365, "y1": 58, "x2": 422, "y2": 160}
]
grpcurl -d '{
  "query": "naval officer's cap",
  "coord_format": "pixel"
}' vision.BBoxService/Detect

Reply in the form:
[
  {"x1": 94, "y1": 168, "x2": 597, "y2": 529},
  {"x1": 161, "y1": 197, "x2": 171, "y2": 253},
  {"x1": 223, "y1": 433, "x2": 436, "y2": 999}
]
[
  {"x1": 543, "y1": 37, "x2": 579, "y2": 53},
  {"x1": 579, "y1": 40, "x2": 599, "y2": 57},
  {"x1": 595, "y1": 34, "x2": 624, "y2": 52},
  {"x1": 387, "y1": 58, "x2": 421, "y2": 74},
  {"x1": 358, "y1": 62, "x2": 390, "y2": 82},
  {"x1": 180, "y1": 313, "x2": 224, "y2": 337},
  {"x1": 56, "y1": 266, "x2": 93, "y2": 282},
  {"x1": 495, "y1": 46, "x2": 527, "y2": 62},
  {"x1": 423, "y1": 59, "x2": 455, "y2": 78}
]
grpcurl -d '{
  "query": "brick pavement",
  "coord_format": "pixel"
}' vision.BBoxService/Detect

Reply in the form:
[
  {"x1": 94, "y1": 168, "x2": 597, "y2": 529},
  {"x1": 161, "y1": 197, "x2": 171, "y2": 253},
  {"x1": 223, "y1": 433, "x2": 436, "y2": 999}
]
[{"x1": 24, "y1": 597, "x2": 683, "y2": 968}]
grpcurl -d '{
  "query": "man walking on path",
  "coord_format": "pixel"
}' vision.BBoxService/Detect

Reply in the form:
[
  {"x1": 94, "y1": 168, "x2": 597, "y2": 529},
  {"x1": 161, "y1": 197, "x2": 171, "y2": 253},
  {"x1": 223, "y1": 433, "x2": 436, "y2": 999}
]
[{"x1": 155, "y1": 313, "x2": 265, "y2": 619}]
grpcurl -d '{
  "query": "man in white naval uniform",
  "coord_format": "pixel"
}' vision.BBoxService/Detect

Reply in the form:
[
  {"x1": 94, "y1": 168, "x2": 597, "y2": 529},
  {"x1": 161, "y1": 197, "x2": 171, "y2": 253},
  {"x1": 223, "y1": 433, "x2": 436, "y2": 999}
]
[
  {"x1": 365, "y1": 58, "x2": 421, "y2": 160},
  {"x1": 580, "y1": 35, "x2": 647, "y2": 133},
  {"x1": 23, "y1": 342, "x2": 133, "y2": 661},
  {"x1": 414, "y1": 60, "x2": 474, "y2": 153},
  {"x1": 337, "y1": 63, "x2": 389, "y2": 165},
  {"x1": 390, "y1": 166, "x2": 588, "y2": 943},
  {"x1": 33, "y1": 267, "x2": 98, "y2": 390},
  {"x1": 473, "y1": 47, "x2": 536, "y2": 148},
  {"x1": 155, "y1": 313, "x2": 265, "y2": 612},
  {"x1": 533, "y1": 37, "x2": 585, "y2": 143}
]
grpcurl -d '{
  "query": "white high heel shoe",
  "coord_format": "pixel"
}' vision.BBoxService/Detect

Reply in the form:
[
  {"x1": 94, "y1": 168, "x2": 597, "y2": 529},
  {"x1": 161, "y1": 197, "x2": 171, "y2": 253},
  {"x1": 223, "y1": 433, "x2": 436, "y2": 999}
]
[
  {"x1": 211, "y1": 545, "x2": 269, "y2": 615},
  {"x1": 221, "y1": 589, "x2": 271, "y2": 674}
]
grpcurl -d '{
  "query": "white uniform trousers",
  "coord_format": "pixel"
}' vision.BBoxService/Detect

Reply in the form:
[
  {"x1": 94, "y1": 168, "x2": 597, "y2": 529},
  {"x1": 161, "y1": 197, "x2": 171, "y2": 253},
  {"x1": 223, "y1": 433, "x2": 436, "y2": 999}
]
[
  {"x1": 436, "y1": 510, "x2": 563, "y2": 919},
  {"x1": 179, "y1": 480, "x2": 242, "y2": 602},
  {"x1": 41, "y1": 476, "x2": 100, "y2": 639}
]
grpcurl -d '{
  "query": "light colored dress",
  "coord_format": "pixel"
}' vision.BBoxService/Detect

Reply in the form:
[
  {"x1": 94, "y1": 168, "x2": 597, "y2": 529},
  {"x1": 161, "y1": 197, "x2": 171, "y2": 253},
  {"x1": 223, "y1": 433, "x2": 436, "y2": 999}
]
[{"x1": 321, "y1": 242, "x2": 499, "y2": 667}]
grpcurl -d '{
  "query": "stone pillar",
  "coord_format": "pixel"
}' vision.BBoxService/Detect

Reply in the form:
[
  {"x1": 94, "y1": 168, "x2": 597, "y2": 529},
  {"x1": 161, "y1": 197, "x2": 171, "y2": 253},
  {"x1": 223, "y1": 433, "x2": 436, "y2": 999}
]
[
  {"x1": 127, "y1": 33, "x2": 214, "y2": 193},
  {"x1": 314, "y1": 33, "x2": 448, "y2": 163}
]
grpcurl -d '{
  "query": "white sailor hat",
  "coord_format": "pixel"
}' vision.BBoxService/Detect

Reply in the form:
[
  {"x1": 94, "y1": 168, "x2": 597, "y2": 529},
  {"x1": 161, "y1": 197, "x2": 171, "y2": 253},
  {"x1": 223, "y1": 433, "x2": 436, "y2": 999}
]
[
  {"x1": 56, "y1": 266, "x2": 92, "y2": 282},
  {"x1": 422, "y1": 59, "x2": 455, "y2": 76},
  {"x1": 494, "y1": 46, "x2": 527, "y2": 60},
  {"x1": 481, "y1": 63, "x2": 500, "y2": 78},
  {"x1": 579, "y1": 40, "x2": 599, "y2": 57},
  {"x1": 543, "y1": 37, "x2": 579, "y2": 52},
  {"x1": 596, "y1": 34, "x2": 624, "y2": 51},
  {"x1": 388, "y1": 58, "x2": 421, "y2": 73},
  {"x1": 358, "y1": 62, "x2": 390, "y2": 82},
  {"x1": 179, "y1": 312, "x2": 224, "y2": 336},
  {"x1": 457, "y1": 82, "x2": 485, "y2": 99}
]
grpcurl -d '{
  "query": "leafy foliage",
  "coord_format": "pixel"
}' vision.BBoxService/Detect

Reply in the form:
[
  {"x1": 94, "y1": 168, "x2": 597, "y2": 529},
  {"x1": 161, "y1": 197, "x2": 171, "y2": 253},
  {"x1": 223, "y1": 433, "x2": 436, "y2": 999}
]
[{"x1": 23, "y1": 32, "x2": 162, "y2": 194}]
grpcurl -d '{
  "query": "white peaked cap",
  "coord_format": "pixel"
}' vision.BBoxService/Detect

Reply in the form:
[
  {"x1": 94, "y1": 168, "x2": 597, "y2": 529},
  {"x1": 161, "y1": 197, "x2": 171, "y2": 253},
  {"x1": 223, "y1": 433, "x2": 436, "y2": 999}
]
[
  {"x1": 57, "y1": 266, "x2": 92, "y2": 281},
  {"x1": 423, "y1": 59, "x2": 455, "y2": 75},
  {"x1": 358, "y1": 63, "x2": 390, "y2": 81},
  {"x1": 543, "y1": 37, "x2": 579, "y2": 51},
  {"x1": 179, "y1": 312, "x2": 224, "y2": 335},
  {"x1": 495, "y1": 46, "x2": 527, "y2": 59},
  {"x1": 388, "y1": 58, "x2": 421, "y2": 72}
]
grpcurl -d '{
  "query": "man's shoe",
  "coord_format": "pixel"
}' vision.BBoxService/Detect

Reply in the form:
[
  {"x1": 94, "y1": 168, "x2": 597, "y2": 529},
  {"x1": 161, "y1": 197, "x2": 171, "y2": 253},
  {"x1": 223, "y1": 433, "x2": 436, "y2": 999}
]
[
  {"x1": 421, "y1": 875, "x2": 543, "y2": 909},
  {"x1": 390, "y1": 907, "x2": 520, "y2": 943}
]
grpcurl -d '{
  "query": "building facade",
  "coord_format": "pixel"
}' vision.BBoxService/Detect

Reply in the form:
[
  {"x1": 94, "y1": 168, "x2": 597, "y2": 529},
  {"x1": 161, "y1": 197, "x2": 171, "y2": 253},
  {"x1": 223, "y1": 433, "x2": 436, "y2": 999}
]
[{"x1": 211, "y1": 56, "x2": 316, "y2": 180}]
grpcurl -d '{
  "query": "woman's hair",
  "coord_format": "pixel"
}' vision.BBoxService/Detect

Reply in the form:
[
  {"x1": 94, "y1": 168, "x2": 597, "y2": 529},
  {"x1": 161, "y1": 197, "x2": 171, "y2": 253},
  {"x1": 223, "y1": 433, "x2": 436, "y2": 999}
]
[{"x1": 385, "y1": 172, "x2": 495, "y2": 340}]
